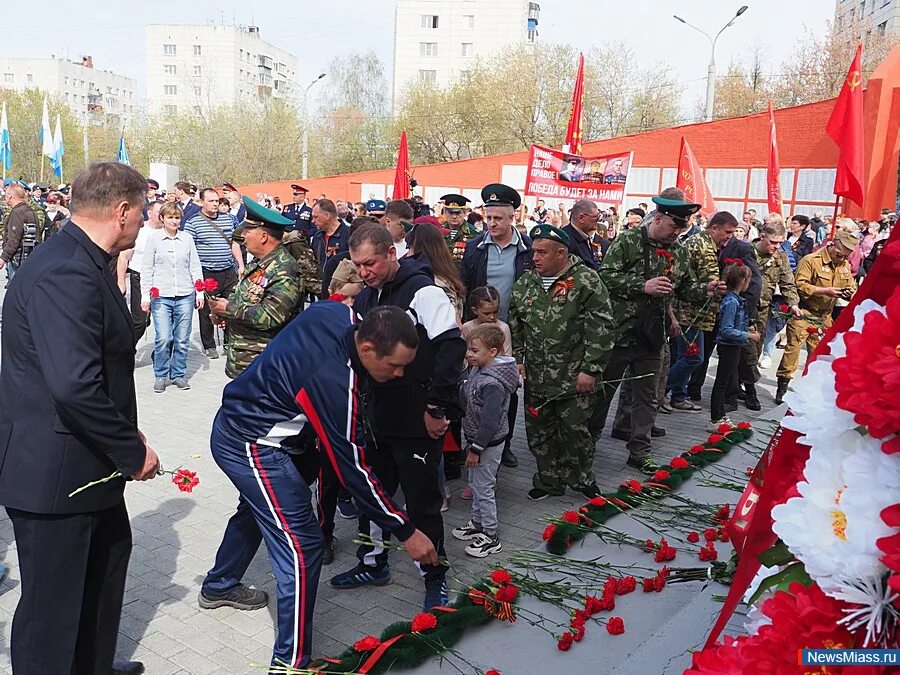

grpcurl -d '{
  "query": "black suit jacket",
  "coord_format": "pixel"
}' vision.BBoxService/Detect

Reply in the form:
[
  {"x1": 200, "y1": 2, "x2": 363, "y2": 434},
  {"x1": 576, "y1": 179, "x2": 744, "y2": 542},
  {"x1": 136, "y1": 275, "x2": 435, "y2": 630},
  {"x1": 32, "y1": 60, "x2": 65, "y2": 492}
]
[
  {"x1": 718, "y1": 237, "x2": 762, "y2": 322},
  {"x1": 0, "y1": 221, "x2": 145, "y2": 514}
]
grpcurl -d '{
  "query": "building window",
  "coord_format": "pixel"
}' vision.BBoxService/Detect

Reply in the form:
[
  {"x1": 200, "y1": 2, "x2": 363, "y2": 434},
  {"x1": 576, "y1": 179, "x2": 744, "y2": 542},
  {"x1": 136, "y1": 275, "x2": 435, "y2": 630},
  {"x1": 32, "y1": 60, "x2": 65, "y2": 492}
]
[
  {"x1": 163, "y1": 44, "x2": 176, "y2": 56},
  {"x1": 193, "y1": 44, "x2": 202, "y2": 56},
  {"x1": 164, "y1": 104, "x2": 177, "y2": 115},
  {"x1": 164, "y1": 64, "x2": 176, "y2": 75},
  {"x1": 420, "y1": 42, "x2": 438, "y2": 57},
  {"x1": 164, "y1": 85, "x2": 177, "y2": 95},
  {"x1": 193, "y1": 65, "x2": 202, "y2": 76},
  {"x1": 461, "y1": 43, "x2": 473, "y2": 57},
  {"x1": 464, "y1": 14, "x2": 474, "y2": 29},
  {"x1": 194, "y1": 86, "x2": 201, "y2": 96},
  {"x1": 421, "y1": 14, "x2": 439, "y2": 28},
  {"x1": 419, "y1": 69, "x2": 437, "y2": 83},
  {"x1": 26, "y1": 74, "x2": 33, "y2": 83},
  {"x1": 877, "y1": 20, "x2": 887, "y2": 35},
  {"x1": 64, "y1": 76, "x2": 68, "y2": 86},
  {"x1": 2, "y1": 73, "x2": 12, "y2": 83},
  {"x1": 859, "y1": 0, "x2": 865, "y2": 15}
]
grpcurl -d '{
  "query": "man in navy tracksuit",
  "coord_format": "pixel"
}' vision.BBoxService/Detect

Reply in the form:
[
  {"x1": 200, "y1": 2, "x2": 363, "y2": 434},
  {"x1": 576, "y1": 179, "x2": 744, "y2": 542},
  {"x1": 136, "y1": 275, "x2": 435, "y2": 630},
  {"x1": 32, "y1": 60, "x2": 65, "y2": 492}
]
[
  {"x1": 199, "y1": 302, "x2": 437, "y2": 671},
  {"x1": 329, "y1": 223, "x2": 466, "y2": 609}
]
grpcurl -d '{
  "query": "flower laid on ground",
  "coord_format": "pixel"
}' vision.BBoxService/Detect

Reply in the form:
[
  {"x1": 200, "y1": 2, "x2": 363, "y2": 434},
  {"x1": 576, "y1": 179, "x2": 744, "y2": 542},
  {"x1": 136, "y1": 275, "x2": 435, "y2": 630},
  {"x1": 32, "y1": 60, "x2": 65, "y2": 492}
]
[
  {"x1": 490, "y1": 569, "x2": 512, "y2": 585},
  {"x1": 606, "y1": 617, "x2": 625, "y2": 635},
  {"x1": 410, "y1": 612, "x2": 438, "y2": 633},
  {"x1": 652, "y1": 469, "x2": 671, "y2": 482},
  {"x1": 654, "y1": 538, "x2": 677, "y2": 563},
  {"x1": 557, "y1": 632, "x2": 574, "y2": 651},
  {"x1": 353, "y1": 635, "x2": 381, "y2": 652},
  {"x1": 495, "y1": 585, "x2": 518, "y2": 603},
  {"x1": 699, "y1": 543, "x2": 718, "y2": 561},
  {"x1": 542, "y1": 524, "x2": 557, "y2": 541},
  {"x1": 561, "y1": 511, "x2": 581, "y2": 524},
  {"x1": 149, "y1": 287, "x2": 160, "y2": 299},
  {"x1": 687, "y1": 531, "x2": 700, "y2": 543},
  {"x1": 68, "y1": 463, "x2": 200, "y2": 498},
  {"x1": 670, "y1": 456, "x2": 689, "y2": 469},
  {"x1": 614, "y1": 576, "x2": 636, "y2": 595}
]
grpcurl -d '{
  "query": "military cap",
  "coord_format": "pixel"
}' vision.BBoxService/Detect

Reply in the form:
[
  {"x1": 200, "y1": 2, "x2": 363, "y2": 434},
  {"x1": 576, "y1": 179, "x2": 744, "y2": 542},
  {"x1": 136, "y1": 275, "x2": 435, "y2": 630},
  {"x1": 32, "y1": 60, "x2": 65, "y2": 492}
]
[
  {"x1": 441, "y1": 193, "x2": 470, "y2": 211},
  {"x1": 332, "y1": 258, "x2": 363, "y2": 287},
  {"x1": 147, "y1": 178, "x2": 160, "y2": 190},
  {"x1": 833, "y1": 229, "x2": 858, "y2": 252},
  {"x1": 481, "y1": 183, "x2": 521, "y2": 210},
  {"x1": 529, "y1": 223, "x2": 570, "y2": 247},
  {"x1": 366, "y1": 199, "x2": 387, "y2": 214},
  {"x1": 651, "y1": 194, "x2": 701, "y2": 224},
  {"x1": 290, "y1": 184, "x2": 309, "y2": 193},
  {"x1": 241, "y1": 195, "x2": 293, "y2": 231},
  {"x1": 222, "y1": 181, "x2": 238, "y2": 192}
]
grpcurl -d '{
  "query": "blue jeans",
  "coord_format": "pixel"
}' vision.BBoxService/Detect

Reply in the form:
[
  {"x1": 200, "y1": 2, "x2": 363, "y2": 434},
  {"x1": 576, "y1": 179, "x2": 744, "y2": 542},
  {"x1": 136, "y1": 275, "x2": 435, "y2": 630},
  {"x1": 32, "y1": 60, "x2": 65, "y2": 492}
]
[
  {"x1": 762, "y1": 314, "x2": 786, "y2": 358},
  {"x1": 666, "y1": 328, "x2": 704, "y2": 403},
  {"x1": 151, "y1": 294, "x2": 194, "y2": 379}
]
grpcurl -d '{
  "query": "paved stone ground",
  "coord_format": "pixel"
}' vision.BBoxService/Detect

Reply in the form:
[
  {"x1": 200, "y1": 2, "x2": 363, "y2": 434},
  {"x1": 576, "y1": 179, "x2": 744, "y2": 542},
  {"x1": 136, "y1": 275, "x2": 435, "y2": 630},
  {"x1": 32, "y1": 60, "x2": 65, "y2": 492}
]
[{"x1": 0, "y1": 304, "x2": 800, "y2": 674}]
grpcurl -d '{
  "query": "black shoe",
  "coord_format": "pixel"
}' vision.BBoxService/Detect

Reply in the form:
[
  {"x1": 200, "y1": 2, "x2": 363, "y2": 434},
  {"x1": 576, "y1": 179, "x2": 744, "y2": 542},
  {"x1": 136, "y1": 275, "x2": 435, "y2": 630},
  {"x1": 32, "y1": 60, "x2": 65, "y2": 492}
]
[
  {"x1": 112, "y1": 662, "x2": 145, "y2": 675},
  {"x1": 626, "y1": 456, "x2": 659, "y2": 475},
  {"x1": 725, "y1": 401, "x2": 738, "y2": 413},
  {"x1": 650, "y1": 426, "x2": 665, "y2": 438},
  {"x1": 737, "y1": 388, "x2": 746, "y2": 401},
  {"x1": 528, "y1": 487, "x2": 551, "y2": 501},
  {"x1": 743, "y1": 383, "x2": 761, "y2": 411},
  {"x1": 775, "y1": 377, "x2": 790, "y2": 405},
  {"x1": 610, "y1": 428, "x2": 629, "y2": 441},
  {"x1": 336, "y1": 497, "x2": 357, "y2": 519},
  {"x1": 198, "y1": 584, "x2": 268, "y2": 611},
  {"x1": 688, "y1": 392, "x2": 702, "y2": 402},
  {"x1": 578, "y1": 483, "x2": 603, "y2": 499},
  {"x1": 330, "y1": 563, "x2": 392, "y2": 589},
  {"x1": 423, "y1": 576, "x2": 449, "y2": 611},
  {"x1": 501, "y1": 448, "x2": 518, "y2": 467},
  {"x1": 323, "y1": 537, "x2": 335, "y2": 565}
]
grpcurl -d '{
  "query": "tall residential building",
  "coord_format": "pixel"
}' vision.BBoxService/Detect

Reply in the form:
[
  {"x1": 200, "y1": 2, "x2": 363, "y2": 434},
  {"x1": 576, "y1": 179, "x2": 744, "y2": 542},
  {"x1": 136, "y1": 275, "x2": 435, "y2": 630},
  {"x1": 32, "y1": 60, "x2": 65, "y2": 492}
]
[
  {"x1": 834, "y1": 0, "x2": 900, "y2": 41},
  {"x1": 0, "y1": 56, "x2": 137, "y2": 127},
  {"x1": 392, "y1": 0, "x2": 540, "y2": 108},
  {"x1": 145, "y1": 24, "x2": 298, "y2": 116}
]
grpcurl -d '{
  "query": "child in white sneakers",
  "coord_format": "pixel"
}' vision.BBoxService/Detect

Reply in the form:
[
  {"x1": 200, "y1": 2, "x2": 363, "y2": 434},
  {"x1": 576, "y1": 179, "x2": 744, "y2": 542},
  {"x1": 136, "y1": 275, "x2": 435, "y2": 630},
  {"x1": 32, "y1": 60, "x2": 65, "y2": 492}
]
[{"x1": 452, "y1": 324, "x2": 518, "y2": 557}]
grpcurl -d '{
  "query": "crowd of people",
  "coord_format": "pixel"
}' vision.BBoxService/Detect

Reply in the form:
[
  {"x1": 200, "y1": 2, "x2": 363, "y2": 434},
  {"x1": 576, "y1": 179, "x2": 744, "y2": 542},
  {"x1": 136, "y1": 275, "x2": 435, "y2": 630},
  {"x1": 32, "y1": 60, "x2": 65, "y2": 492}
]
[{"x1": 0, "y1": 165, "x2": 895, "y2": 672}]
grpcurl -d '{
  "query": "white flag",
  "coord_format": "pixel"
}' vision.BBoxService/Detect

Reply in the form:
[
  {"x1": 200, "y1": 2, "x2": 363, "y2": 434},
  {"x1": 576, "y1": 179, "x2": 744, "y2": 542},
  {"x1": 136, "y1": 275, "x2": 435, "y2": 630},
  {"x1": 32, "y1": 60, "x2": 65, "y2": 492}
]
[{"x1": 40, "y1": 98, "x2": 55, "y2": 159}]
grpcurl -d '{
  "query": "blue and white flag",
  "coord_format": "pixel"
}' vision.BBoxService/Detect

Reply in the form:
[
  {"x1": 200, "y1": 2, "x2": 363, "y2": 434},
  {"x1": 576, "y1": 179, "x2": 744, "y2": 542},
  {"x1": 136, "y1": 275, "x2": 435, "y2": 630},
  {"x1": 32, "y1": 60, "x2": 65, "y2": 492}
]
[
  {"x1": 116, "y1": 133, "x2": 129, "y2": 165},
  {"x1": 0, "y1": 102, "x2": 11, "y2": 171},
  {"x1": 39, "y1": 98, "x2": 55, "y2": 161},
  {"x1": 50, "y1": 114, "x2": 64, "y2": 179}
]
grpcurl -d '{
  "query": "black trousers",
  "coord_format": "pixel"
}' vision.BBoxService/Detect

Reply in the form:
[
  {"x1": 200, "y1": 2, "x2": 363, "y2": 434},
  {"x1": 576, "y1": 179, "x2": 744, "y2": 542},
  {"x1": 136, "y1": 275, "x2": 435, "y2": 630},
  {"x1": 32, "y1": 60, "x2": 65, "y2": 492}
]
[
  {"x1": 7, "y1": 503, "x2": 132, "y2": 675},
  {"x1": 711, "y1": 344, "x2": 741, "y2": 421},
  {"x1": 355, "y1": 435, "x2": 447, "y2": 580},
  {"x1": 198, "y1": 266, "x2": 239, "y2": 350},
  {"x1": 127, "y1": 269, "x2": 149, "y2": 345}
]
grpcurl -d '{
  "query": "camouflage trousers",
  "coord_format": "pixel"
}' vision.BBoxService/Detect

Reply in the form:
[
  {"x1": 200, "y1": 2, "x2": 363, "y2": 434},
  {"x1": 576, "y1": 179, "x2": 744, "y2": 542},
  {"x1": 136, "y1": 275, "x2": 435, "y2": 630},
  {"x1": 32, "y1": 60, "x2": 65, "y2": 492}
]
[{"x1": 523, "y1": 391, "x2": 596, "y2": 494}]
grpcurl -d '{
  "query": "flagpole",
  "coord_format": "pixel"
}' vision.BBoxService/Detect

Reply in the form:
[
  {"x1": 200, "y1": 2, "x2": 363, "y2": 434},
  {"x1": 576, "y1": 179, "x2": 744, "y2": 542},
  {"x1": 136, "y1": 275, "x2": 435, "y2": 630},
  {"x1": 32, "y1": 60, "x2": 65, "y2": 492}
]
[{"x1": 830, "y1": 196, "x2": 841, "y2": 238}]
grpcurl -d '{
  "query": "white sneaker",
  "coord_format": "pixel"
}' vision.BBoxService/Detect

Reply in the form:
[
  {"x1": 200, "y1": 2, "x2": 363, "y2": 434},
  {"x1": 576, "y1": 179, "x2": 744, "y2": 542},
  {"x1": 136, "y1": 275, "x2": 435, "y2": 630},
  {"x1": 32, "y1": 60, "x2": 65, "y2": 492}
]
[
  {"x1": 451, "y1": 520, "x2": 483, "y2": 541},
  {"x1": 759, "y1": 355, "x2": 772, "y2": 369},
  {"x1": 464, "y1": 533, "x2": 502, "y2": 558},
  {"x1": 709, "y1": 417, "x2": 733, "y2": 431}
]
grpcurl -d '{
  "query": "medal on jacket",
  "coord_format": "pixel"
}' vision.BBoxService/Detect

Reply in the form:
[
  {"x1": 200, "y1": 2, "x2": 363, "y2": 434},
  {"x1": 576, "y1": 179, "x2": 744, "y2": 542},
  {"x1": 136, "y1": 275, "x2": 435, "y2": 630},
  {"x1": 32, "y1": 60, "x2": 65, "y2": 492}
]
[{"x1": 551, "y1": 277, "x2": 575, "y2": 304}]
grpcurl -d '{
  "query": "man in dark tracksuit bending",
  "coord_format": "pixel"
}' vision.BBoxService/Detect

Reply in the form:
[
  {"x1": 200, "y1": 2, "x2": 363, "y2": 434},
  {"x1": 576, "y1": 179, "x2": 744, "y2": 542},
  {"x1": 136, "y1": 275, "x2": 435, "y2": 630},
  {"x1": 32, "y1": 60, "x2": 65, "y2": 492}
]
[
  {"x1": 199, "y1": 302, "x2": 437, "y2": 671},
  {"x1": 330, "y1": 223, "x2": 466, "y2": 610}
]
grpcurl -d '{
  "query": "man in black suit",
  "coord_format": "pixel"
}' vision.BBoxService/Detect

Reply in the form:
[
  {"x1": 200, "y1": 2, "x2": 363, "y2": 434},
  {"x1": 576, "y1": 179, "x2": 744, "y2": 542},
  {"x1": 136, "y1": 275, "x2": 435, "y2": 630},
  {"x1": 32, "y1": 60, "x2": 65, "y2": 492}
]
[{"x1": 0, "y1": 162, "x2": 160, "y2": 675}]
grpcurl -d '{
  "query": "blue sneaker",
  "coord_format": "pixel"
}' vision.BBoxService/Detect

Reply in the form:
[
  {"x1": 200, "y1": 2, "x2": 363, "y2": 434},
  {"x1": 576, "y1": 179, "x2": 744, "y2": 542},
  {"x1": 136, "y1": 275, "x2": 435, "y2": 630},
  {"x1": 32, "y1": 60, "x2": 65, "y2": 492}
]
[
  {"x1": 329, "y1": 563, "x2": 391, "y2": 589},
  {"x1": 337, "y1": 497, "x2": 357, "y2": 519},
  {"x1": 423, "y1": 577, "x2": 449, "y2": 611}
]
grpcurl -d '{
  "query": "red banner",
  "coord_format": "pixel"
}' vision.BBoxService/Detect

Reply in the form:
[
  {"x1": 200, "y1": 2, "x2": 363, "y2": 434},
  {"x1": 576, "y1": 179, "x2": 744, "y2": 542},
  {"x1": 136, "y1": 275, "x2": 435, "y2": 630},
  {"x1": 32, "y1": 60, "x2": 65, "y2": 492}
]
[
  {"x1": 392, "y1": 130, "x2": 410, "y2": 201},
  {"x1": 767, "y1": 102, "x2": 783, "y2": 216},
  {"x1": 563, "y1": 53, "x2": 585, "y2": 156},
  {"x1": 676, "y1": 137, "x2": 716, "y2": 216},
  {"x1": 524, "y1": 144, "x2": 632, "y2": 204},
  {"x1": 826, "y1": 43, "x2": 865, "y2": 207}
]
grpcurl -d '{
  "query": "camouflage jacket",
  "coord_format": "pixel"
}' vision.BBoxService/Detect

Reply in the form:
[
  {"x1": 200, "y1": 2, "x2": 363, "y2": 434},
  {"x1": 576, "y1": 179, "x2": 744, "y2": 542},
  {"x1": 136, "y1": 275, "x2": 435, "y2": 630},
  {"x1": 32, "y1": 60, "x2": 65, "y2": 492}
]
[
  {"x1": 509, "y1": 255, "x2": 615, "y2": 398},
  {"x1": 222, "y1": 245, "x2": 304, "y2": 378},
  {"x1": 754, "y1": 247, "x2": 799, "y2": 314},
  {"x1": 598, "y1": 226, "x2": 707, "y2": 348},
  {"x1": 671, "y1": 231, "x2": 721, "y2": 331},
  {"x1": 282, "y1": 230, "x2": 322, "y2": 296}
]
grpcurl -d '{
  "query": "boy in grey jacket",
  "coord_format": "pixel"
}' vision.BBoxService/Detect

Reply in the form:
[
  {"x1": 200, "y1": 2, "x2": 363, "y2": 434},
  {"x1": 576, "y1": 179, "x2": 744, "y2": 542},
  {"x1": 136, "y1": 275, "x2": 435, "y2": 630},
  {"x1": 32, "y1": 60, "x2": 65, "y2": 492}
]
[{"x1": 452, "y1": 324, "x2": 519, "y2": 557}]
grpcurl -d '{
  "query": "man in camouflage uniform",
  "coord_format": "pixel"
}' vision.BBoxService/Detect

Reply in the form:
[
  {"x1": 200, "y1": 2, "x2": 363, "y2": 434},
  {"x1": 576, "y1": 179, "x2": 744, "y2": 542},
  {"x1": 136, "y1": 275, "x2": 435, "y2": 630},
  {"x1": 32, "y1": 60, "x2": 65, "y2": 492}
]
[
  {"x1": 775, "y1": 230, "x2": 856, "y2": 404},
  {"x1": 666, "y1": 211, "x2": 737, "y2": 412},
  {"x1": 281, "y1": 230, "x2": 322, "y2": 298},
  {"x1": 439, "y1": 193, "x2": 475, "y2": 265},
  {"x1": 208, "y1": 198, "x2": 304, "y2": 379},
  {"x1": 592, "y1": 189, "x2": 724, "y2": 471},
  {"x1": 509, "y1": 223, "x2": 615, "y2": 501}
]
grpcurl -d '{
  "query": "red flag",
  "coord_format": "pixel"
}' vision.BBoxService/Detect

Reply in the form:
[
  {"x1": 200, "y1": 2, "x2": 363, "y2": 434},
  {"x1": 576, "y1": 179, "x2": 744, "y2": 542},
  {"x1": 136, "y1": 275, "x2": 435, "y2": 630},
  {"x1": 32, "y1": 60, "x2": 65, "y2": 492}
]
[
  {"x1": 563, "y1": 53, "x2": 585, "y2": 155},
  {"x1": 675, "y1": 137, "x2": 716, "y2": 216},
  {"x1": 392, "y1": 130, "x2": 410, "y2": 201},
  {"x1": 767, "y1": 101, "x2": 783, "y2": 216},
  {"x1": 825, "y1": 44, "x2": 865, "y2": 207}
]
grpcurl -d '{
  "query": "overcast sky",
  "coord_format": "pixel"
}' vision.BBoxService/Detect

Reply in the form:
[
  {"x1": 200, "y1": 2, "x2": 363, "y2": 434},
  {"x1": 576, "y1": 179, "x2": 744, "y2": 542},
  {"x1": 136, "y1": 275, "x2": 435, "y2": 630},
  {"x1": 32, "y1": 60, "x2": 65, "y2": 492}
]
[{"x1": 4, "y1": 0, "x2": 834, "y2": 114}]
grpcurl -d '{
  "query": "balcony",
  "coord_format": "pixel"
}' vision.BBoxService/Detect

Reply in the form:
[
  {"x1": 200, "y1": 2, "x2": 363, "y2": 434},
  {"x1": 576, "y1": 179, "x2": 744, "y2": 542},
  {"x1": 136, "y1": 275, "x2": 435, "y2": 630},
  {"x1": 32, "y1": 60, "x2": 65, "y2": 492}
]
[{"x1": 258, "y1": 55, "x2": 273, "y2": 70}]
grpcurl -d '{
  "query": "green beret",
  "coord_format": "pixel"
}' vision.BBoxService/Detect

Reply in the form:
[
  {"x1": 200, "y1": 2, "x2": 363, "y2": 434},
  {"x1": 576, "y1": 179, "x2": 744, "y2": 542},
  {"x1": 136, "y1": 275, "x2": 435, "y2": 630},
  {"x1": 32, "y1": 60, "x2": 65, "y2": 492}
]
[
  {"x1": 651, "y1": 195, "x2": 701, "y2": 224},
  {"x1": 242, "y1": 195, "x2": 293, "y2": 231},
  {"x1": 481, "y1": 183, "x2": 522, "y2": 210},
  {"x1": 529, "y1": 223, "x2": 570, "y2": 247}
]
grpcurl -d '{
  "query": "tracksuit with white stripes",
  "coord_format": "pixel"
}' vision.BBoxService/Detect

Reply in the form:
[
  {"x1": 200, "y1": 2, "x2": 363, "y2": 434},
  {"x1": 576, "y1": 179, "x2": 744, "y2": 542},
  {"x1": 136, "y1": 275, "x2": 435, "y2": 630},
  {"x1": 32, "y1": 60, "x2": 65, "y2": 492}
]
[{"x1": 201, "y1": 302, "x2": 414, "y2": 670}]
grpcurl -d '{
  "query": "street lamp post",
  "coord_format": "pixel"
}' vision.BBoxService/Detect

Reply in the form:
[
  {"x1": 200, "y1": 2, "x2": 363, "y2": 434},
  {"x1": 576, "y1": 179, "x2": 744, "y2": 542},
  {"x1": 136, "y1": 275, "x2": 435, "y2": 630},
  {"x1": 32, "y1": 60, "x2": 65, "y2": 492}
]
[
  {"x1": 674, "y1": 5, "x2": 749, "y2": 122},
  {"x1": 301, "y1": 73, "x2": 326, "y2": 180}
]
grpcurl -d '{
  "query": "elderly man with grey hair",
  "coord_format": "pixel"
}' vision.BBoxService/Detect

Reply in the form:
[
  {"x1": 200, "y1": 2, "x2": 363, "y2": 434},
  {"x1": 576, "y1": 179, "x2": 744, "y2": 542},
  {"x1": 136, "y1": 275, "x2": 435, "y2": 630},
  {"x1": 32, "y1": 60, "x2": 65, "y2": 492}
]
[
  {"x1": 0, "y1": 181, "x2": 39, "y2": 279},
  {"x1": 563, "y1": 199, "x2": 602, "y2": 270}
]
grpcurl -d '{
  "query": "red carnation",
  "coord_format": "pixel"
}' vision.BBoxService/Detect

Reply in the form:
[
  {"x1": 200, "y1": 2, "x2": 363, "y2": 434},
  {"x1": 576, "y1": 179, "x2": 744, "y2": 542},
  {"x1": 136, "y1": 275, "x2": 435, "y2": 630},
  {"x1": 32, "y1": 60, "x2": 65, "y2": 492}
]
[
  {"x1": 685, "y1": 342, "x2": 700, "y2": 357},
  {"x1": 411, "y1": 612, "x2": 438, "y2": 632},
  {"x1": 354, "y1": 635, "x2": 381, "y2": 652},
  {"x1": 542, "y1": 524, "x2": 557, "y2": 541},
  {"x1": 526, "y1": 406, "x2": 539, "y2": 417},
  {"x1": 606, "y1": 617, "x2": 625, "y2": 635},
  {"x1": 778, "y1": 303, "x2": 789, "y2": 313},
  {"x1": 495, "y1": 584, "x2": 518, "y2": 603},
  {"x1": 883, "y1": 436, "x2": 900, "y2": 455},
  {"x1": 643, "y1": 538, "x2": 655, "y2": 552},
  {"x1": 670, "y1": 456, "x2": 689, "y2": 469},
  {"x1": 557, "y1": 632, "x2": 574, "y2": 651},
  {"x1": 707, "y1": 434, "x2": 724, "y2": 444},
  {"x1": 687, "y1": 531, "x2": 700, "y2": 543},
  {"x1": 561, "y1": 511, "x2": 581, "y2": 524},
  {"x1": 654, "y1": 567, "x2": 669, "y2": 592},
  {"x1": 603, "y1": 576, "x2": 617, "y2": 595},
  {"x1": 615, "y1": 576, "x2": 637, "y2": 595},
  {"x1": 737, "y1": 421, "x2": 752, "y2": 430},
  {"x1": 172, "y1": 469, "x2": 199, "y2": 493},
  {"x1": 597, "y1": 593, "x2": 615, "y2": 611},
  {"x1": 718, "y1": 529, "x2": 729, "y2": 542},
  {"x1": 652, "y1": 469, "x2": 670, "y2": 481},
  {"x1": 805, "y1": 325, "x2": 818, "y2": 334},
  {"x1": 641, "y1": 578, "x2": 655, "y2": 592},
  {"x1": 468, "y1": 587, "x2": 486, "y2": 606},
  {"x1": 193, "y1": 279, "x2": 205, "y2": 292},
  {"x1": 714, "y1": 504, "x2": 730, "y2": 522},
  {"x1": 571, "y1": 608, "x2": 589, "y2": 627},
  {"x1": 572, "y1": 624, "x2": 586, "y2": 642},
  {"x1": 654, "y1": 542, "x2": 677, "y2": 562},
  {"x1": 149, "y1": 287, "x2": 160, "y2": 299},
  {"x1": 584, "y1": 595, "x2": 604, "y2": 616},
  {"x1": 203, "y1": 278, "x2": 219, "y2": 293},
  {"x1": 833, "y1": 293, "x2": 900, "y2": 438},
  {"x1": 328, "y1": 293, "x2": 348, "y2": 302},
  {"x1": 689, "y1": 444, "x2": 706, "y2": 454},
  {"x1": 716, "y1": 423, "x2": 733, "y2": 434},
  {"x1": 703, "y1": 528, "x2": 718, "y2": 541},
  {"x1": 486, "y1": 670, "x2": 501, "y2": 675},
  {"x1": 624, "y1": 479, "x2": 642, "y2": 493},
  {"x1": 699, "y1": 543, "x2": 718, "y2": 561},
  {"x1": 490, "y1": 569, "x2": 512, "y2": 585},
  {"x1": 589, "y1": 496, "x2": 607, "y2": 507}
]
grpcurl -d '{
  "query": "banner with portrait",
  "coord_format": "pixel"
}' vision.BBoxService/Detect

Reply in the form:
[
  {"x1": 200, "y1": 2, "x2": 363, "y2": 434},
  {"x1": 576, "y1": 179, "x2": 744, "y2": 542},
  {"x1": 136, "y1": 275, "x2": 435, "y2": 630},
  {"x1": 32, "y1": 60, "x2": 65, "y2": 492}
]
[{"x1": 524, "y1": 144, "x2": 633, "y2": 205}]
